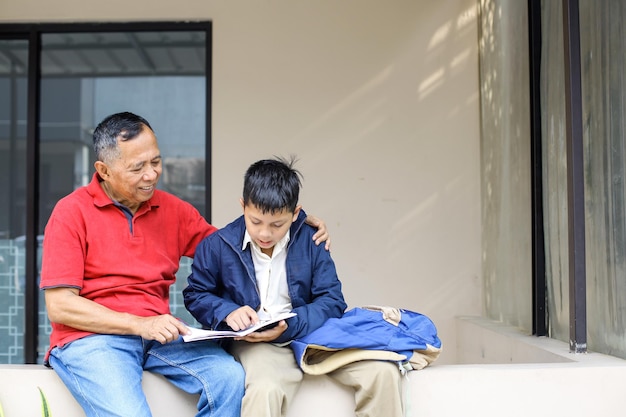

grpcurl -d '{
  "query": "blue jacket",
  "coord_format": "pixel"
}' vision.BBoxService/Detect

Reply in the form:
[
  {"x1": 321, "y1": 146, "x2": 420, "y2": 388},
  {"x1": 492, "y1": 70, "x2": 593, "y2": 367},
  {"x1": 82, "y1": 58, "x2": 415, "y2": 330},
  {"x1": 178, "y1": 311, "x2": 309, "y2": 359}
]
[
  {"x1": 183, "y1": 210, "x2": 347, "y2": 344},
  {"x1": 290, "y1": 306, "x2": 442, "y2": 374}
]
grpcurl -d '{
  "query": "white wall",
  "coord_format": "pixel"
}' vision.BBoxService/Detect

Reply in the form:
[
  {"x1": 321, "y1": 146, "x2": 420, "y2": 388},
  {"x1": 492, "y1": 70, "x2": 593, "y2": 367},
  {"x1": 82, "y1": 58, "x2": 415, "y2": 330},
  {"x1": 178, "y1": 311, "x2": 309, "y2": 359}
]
[{"x1": 1, "y1": 0, "x2": 481, "y2": 364}]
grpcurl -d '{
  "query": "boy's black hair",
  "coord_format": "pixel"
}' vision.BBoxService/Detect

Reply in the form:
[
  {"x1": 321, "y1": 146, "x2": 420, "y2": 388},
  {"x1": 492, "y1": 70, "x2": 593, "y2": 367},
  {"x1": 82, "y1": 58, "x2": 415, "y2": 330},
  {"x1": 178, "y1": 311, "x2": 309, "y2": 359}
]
[
  {"x1": 93, "y1": 112, "x2": 153, "y2": 162},
  {"x1": 243, "y1": 156, "x2": 302, "y2": 214}
]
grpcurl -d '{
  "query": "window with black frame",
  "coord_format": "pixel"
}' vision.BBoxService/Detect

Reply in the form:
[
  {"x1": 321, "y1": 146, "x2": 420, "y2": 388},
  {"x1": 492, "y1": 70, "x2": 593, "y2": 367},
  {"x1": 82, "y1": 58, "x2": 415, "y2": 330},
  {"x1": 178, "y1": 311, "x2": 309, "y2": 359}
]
[{"x1": 0, "y1": 23, "x2": 211, "y2": 364}]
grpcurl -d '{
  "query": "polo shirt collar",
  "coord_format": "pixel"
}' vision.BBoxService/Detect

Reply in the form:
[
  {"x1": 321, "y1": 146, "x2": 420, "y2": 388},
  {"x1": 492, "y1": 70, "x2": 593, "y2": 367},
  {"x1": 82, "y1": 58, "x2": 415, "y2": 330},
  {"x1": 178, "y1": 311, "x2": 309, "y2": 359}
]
[{"x1": 88, "y1": 172, "x2": 160, "y2": 211}]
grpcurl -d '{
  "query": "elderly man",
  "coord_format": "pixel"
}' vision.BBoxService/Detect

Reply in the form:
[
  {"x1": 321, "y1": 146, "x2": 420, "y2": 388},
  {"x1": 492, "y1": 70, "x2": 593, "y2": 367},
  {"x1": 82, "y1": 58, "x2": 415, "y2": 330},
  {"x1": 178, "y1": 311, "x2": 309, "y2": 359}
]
[{"x1": 40, "y1": 111, "x2": 329, "y2": 417}]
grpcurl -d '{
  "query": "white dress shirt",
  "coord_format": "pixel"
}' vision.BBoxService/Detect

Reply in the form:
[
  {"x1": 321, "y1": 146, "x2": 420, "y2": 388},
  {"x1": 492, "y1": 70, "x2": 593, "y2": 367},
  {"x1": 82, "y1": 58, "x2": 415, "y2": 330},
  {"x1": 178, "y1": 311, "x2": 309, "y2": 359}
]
[{"x1": 243, "y1": 230, "x2": 293, "y2": 321}]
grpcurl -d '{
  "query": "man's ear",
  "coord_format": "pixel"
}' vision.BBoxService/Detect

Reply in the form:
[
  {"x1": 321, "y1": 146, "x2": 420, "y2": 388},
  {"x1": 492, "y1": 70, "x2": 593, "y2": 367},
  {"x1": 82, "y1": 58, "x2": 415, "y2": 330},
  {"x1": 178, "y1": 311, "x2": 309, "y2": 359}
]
[
  {"x1": 94, "y1": 160, "x2": 109, "y2": 179},
  {"x1": 292, "y1": 205, "x2": 302, "y2": 221}
]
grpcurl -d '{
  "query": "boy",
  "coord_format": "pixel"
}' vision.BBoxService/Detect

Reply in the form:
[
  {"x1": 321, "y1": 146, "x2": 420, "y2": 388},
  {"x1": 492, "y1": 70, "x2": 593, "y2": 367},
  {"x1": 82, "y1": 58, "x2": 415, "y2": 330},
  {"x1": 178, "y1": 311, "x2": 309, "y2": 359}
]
[{"x1": 184, "y1": 156, "x2": 403, "y2": 417}]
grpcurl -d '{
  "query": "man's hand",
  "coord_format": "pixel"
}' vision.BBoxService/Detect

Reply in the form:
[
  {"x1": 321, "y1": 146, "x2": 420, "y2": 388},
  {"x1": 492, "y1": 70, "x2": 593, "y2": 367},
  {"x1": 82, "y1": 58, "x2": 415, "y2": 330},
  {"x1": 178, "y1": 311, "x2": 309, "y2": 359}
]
[
  {"x1": 305, "y1": 214, "x2": 331, "y2": 250},
  {"x1": 237, "y1": 320, "x2": 287, "y2": 343},
  {"x1": 226, "y1": 306, "x2": 259, "y2": 331},
  {"x1": 137, "y1": 315, "x2": 190, "y2": 344},
  {"x1": 44, "y1": 287, "x2": 188, "y2": 344}
]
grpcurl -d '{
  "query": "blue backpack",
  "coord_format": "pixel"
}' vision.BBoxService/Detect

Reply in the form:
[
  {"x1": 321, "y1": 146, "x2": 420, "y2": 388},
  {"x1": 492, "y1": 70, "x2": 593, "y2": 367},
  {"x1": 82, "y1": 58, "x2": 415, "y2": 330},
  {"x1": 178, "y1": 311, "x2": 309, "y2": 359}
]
[{"x1": 290, "y1": 306, "x2": 442, "y2": 375}]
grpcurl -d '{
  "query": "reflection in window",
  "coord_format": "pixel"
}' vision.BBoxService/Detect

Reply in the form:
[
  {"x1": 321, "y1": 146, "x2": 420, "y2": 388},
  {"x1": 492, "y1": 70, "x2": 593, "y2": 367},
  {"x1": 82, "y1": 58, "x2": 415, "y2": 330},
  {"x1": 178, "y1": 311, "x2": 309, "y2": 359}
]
[{"x1": 0, "y1": 38, "x2": 29, "y2": 363}]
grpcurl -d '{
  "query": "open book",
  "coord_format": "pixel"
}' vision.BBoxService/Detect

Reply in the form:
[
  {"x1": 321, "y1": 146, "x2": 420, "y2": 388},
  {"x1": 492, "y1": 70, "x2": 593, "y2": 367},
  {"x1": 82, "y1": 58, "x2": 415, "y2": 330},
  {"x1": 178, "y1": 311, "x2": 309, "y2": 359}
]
[{"x1": 183, "y1": 312, "x2": 297, "y2": 342}]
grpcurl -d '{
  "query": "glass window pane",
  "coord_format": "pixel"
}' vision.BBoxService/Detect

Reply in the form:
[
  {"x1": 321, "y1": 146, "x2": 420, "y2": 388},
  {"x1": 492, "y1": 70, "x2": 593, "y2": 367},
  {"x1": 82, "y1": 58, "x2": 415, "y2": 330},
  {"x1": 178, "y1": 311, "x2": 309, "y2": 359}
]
[
  {"x1": 540, "y1": 0, "x2": 570, "y2": 344},
  {"x1": 479, "y1": 1, "x2": 533, "y2": 331},
  {"x1": 541, "y1": 0, "x2": 626, "y2": 358},
  {"x1": 38, "y1": 30, "x2": 207, "y2": 362},
  {"x1": 0, "y1": 38, "x2": 29, "y2": 363},
  {"x1": 578, "y1": 0, "x2": 626, "y2": 358}
]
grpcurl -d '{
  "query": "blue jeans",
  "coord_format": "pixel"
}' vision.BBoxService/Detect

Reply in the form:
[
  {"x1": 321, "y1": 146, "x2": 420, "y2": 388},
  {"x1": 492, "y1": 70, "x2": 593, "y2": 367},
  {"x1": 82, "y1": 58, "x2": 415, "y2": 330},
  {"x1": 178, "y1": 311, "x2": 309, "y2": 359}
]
[{"x1": 49, "y1": 334, "x2": 244, "y2": 417}]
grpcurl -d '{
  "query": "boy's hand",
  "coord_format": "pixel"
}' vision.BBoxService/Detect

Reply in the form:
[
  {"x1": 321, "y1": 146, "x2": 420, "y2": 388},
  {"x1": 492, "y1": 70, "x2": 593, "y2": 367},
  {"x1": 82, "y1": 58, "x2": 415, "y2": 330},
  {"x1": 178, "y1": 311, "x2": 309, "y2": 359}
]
[
  {"x1": 237, "y1": 320, "x2": 288, "y2": 343},
  {"x1": 305, "y1": 214, "x2": 331, "y2": 251},
  {"x1": 226, "y1": 306, "x2": 258, "y2": 331}
]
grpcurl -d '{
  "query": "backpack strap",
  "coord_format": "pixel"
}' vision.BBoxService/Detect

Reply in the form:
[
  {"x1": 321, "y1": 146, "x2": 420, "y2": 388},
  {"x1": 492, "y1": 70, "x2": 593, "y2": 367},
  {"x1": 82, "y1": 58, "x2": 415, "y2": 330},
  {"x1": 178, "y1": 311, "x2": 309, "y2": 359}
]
[{"x1": 397, "y1": 361, "x2": 412, "y2": 417}]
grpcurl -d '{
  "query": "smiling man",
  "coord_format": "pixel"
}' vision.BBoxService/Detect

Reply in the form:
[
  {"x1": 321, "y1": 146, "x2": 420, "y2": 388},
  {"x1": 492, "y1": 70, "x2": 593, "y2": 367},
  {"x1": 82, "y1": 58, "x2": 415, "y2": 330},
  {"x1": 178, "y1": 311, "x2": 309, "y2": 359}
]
[
  {"x1": 95, "y1": 123, "x2": 162, "y2": 214},
  {"x1": 39, "y1": 112, "x2": 246, "y2": 417}
]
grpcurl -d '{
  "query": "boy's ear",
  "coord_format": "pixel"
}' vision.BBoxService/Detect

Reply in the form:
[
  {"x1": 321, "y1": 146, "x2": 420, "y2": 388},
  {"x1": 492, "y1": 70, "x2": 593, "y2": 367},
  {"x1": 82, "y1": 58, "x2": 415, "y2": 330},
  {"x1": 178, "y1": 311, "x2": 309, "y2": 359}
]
[
  {"x1": 240, "y1": 198, "x2": 245, "y2": 211},
  {"x1": 292, "y1": 205, "x2": 302, "y2": 221}
]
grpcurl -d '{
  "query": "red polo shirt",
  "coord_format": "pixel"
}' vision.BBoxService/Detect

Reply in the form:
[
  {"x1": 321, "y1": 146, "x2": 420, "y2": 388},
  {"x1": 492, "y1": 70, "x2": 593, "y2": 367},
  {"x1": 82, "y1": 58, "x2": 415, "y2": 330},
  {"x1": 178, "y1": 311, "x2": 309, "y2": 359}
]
[{"x1": 40, "y1": 173, "x2": 216, "y2": 359}]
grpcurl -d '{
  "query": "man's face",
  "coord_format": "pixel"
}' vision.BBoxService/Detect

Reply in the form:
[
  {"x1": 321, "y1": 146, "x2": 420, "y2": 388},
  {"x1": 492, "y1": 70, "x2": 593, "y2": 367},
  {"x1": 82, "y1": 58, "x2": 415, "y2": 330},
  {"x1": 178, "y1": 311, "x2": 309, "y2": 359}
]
[
  {"x1": 98, "y1": 127, "x2": 162, "y2": 212},
  {"x1": 241, "y1": 201, "x2": 300, "y2": 256}
]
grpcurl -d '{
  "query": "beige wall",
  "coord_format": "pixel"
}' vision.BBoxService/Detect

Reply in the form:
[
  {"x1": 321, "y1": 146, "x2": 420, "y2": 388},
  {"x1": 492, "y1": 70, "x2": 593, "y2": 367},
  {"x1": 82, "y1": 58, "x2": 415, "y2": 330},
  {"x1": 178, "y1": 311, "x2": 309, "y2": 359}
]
[{"x1": 1, "y1": 0, "x2": 481, "y2": 364}]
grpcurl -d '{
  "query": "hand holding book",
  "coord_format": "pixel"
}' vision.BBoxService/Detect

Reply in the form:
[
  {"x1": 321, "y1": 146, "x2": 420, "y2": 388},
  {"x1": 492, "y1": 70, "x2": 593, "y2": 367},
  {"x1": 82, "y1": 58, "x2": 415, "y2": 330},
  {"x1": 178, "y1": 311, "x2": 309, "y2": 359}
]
[{"x1": 183, "y1": 312, "x2": 296, "y2": 342}]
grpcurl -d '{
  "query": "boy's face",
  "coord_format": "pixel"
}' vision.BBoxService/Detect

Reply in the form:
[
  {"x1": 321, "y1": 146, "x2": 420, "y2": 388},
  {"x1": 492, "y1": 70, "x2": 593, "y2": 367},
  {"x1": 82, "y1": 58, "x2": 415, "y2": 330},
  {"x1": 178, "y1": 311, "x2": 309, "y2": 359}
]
[{"x1": 240, "y1": 199, "x2": 301, "y2": 256}]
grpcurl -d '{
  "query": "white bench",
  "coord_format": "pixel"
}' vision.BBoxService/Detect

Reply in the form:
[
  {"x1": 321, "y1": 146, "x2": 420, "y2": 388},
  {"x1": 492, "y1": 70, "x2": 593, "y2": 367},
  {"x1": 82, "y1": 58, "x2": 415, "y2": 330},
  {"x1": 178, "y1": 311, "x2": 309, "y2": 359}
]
[
  {"x1": 2, "y1": 360, "x2": 626, "y2": 417},
  {"x1": 3, "y1": 317, "x2": 626, "y2": 416},
  {"x1": 2, "y1": 365, "x2": 356, "y2": 416},
  {"x1": 0, "y1": 365, "x2": 359, "y2": 417}
]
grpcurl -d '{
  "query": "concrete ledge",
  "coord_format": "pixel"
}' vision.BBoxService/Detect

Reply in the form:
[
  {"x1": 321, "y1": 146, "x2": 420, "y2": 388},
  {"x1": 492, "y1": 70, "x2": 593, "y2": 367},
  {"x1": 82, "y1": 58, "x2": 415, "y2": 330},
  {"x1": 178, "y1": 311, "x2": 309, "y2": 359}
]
[
  {"x1": 455, "y1": 315, "x2": 626, "y2": 365},
  {"x1": 3, "y1": 360, "x2": 626, "y2": 416},
  {"x1": 0, "y1": 365, "x2": 198, "y2": 416},
  {"x1": 2, "y1": 318, "x2": 626, "y2": 416},
  {"x1": 0, "y1": 365, "x2": 358, "y2": 417}
]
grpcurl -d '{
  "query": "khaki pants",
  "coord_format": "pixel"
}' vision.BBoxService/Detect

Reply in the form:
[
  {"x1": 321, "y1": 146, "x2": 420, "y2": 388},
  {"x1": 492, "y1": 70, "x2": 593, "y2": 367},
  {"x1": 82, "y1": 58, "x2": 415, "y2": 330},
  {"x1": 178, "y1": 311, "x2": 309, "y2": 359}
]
[{"x1": 228, "y1": 341, "x2": 404, "y2": 417}]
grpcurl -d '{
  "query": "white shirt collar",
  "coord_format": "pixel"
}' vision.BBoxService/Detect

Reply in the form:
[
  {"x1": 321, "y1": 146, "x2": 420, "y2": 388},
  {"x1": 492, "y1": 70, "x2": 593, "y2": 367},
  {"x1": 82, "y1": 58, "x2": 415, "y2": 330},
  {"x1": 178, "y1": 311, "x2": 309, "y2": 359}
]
[{"x1": 243, "y1": 229, "x2": 291, "y2": 253}]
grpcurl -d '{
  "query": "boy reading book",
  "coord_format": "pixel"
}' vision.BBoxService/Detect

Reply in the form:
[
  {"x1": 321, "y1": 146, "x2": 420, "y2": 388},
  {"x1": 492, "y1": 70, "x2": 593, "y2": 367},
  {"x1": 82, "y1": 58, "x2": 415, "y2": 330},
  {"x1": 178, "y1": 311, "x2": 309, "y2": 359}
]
[{"x1": 183, "y1": 156, "x2": 404, "y2": 417}]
